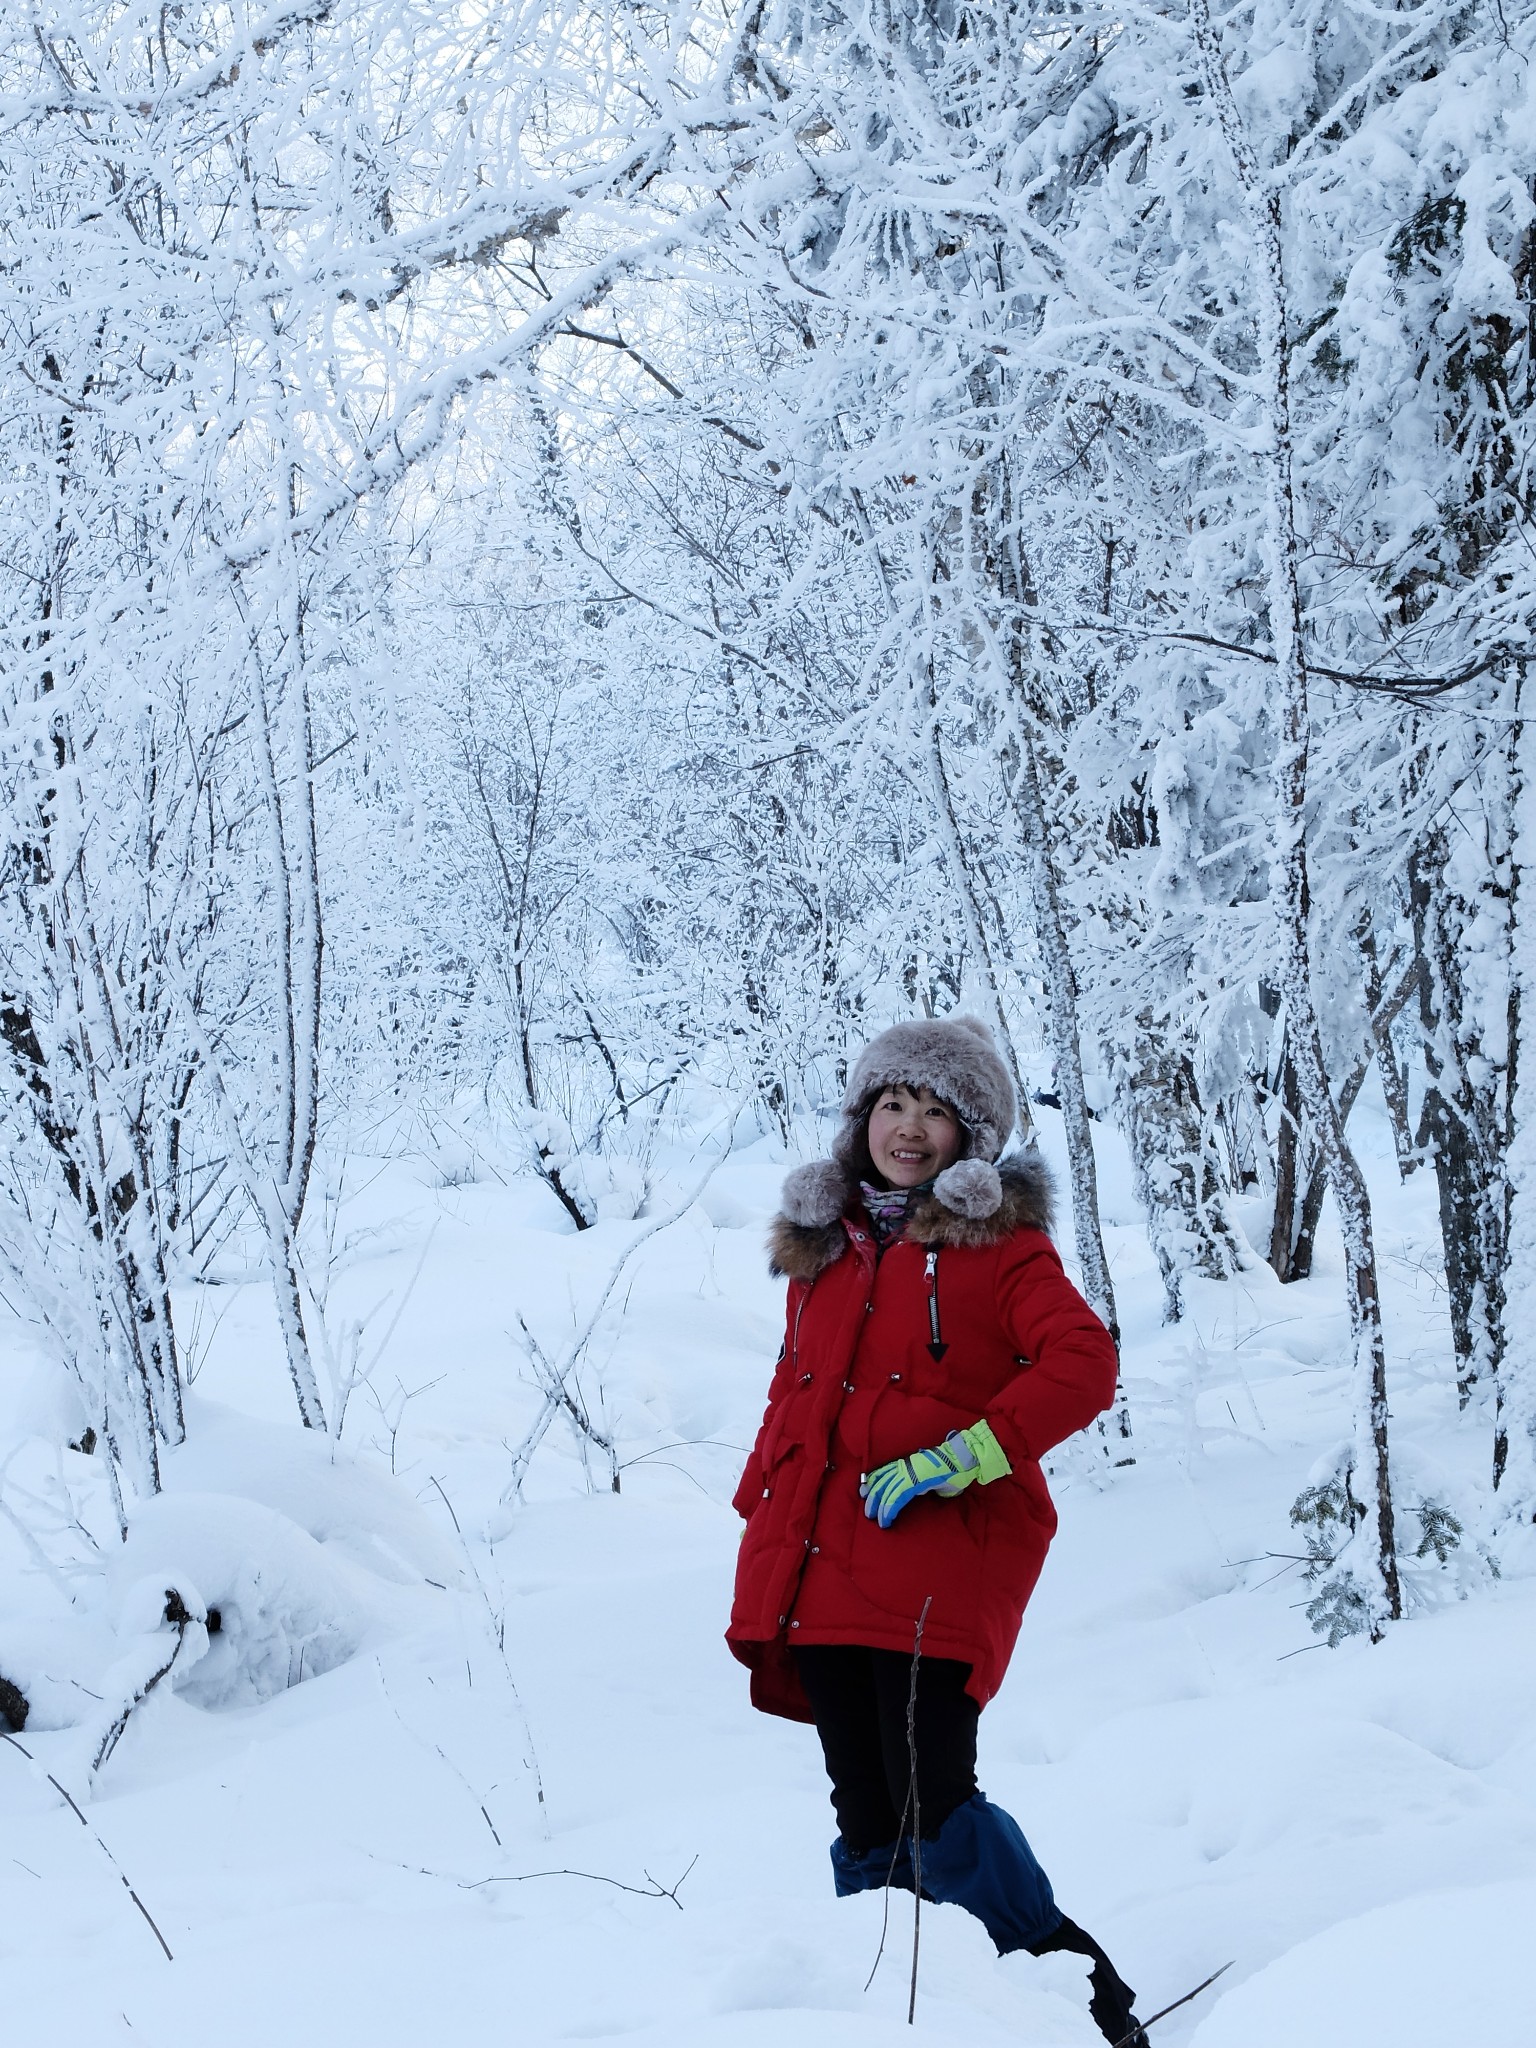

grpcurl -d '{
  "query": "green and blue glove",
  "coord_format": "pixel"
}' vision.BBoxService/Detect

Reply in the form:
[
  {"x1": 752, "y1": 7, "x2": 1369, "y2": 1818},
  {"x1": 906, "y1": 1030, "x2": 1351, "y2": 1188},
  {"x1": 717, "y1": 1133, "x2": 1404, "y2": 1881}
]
[{"x1": 860, "y1": 1420, "x2": 1012, "y2": 1528}]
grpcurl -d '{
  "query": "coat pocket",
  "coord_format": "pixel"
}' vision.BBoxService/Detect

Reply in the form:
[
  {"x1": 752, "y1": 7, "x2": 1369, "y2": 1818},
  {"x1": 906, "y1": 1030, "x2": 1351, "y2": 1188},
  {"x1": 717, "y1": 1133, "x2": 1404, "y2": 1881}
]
[
  {"x1": 999, "y1": 1459, "x2": 1058, "y2": 1536},
  {"x1": 757, "y1": 1400, "x2": 809, "y2": 1475}
]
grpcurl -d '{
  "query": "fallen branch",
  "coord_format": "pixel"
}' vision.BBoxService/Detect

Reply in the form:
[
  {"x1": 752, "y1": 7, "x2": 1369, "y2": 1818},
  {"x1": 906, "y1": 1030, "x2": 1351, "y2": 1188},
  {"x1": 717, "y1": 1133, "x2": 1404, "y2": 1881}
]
[{"x1": 1, "y1": 1730, "x2": 174, "y2": 1960}]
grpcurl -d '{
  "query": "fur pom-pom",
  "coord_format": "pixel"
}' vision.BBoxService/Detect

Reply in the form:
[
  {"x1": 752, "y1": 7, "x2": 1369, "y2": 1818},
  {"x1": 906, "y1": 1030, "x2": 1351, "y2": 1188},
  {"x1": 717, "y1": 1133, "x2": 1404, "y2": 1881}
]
[
  {"x1": 780, "y1": 1159, "x2": 851, "y2": 1229},
  {"x1": 948, "y1": 1016, "x2": 996, "y2": 1047},
  {"x1": 932, "y1": 1158, "x2": 1003, "y2": 1220}
]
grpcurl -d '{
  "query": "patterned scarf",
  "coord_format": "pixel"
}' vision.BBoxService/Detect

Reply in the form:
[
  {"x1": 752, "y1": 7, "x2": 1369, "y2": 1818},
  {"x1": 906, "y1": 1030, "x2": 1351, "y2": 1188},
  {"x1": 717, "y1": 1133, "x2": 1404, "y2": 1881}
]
[{"x1": 860, "y1": 1179, "x2": 932, "y2": 1248}]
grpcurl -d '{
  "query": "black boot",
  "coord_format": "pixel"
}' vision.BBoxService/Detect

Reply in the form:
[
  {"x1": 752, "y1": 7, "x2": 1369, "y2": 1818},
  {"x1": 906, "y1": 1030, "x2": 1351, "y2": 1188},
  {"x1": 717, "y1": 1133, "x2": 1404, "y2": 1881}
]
[{"x1": 1031, "y1": 1915, "x2": 1149, "y2": 2048}]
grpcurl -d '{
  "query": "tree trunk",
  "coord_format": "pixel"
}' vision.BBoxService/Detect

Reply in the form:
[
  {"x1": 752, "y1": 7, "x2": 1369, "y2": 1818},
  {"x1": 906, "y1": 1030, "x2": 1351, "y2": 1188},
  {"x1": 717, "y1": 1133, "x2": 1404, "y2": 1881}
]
[
  {"x1": 1409, "y1": 821, "x2": 1512, "y2": 1408},
  {"x1": 1007, "y1": 728, "x2": 1133, "y2": 1457},
  {"x1": 247, "y1": 594, "x2": 331, "y2": 1423},
  {"x1": 1358, "y1": 912, "x2": 1418, "y2": 1180},
  {"x1": 1267, "y1": 1037, "x2": 1306, "y2": 1280},
  {"x1": 1496, "y1": 710, "x2": 1536, "y2": 1508},
  {"x1": 1111, "y1": 1016, "x2": 1240, "y2": 1322},
  {"x1": 925, "y1": 716, "x2": 1034, "y2": 1137},
  {"x1": 1192, "y1": 0, "x2": 1400, "y2": 1630}
]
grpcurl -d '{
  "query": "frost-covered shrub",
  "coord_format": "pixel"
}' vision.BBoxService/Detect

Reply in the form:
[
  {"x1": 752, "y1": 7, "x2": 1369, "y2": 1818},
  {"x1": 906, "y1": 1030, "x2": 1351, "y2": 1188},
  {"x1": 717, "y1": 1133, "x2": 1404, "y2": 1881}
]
[
  {"x1": 1293, "y1": 1445, "x2": 1498, "y2": 1642},
  {"x1": 559, "y1": 1156, "x2": 651, "y2": 1223},
  {"x1": 1392, "y1": 1454, "x2": 1502, "y2": 1614},
  {"x1": 1290, "y1": 1452, "x2": 1379, "y2": 1646},
  {"x1": 1292, "y1": 1462, "x2": 1374, "y2": 1646}
]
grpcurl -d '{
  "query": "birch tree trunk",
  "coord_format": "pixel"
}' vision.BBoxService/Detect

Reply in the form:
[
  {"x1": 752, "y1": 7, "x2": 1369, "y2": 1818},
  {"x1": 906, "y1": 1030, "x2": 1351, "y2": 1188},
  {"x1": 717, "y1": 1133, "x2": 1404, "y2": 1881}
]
[
  {"x1": 1191, "y1": 0, "x2": 1400, "y2": 1630},
  {"x1": 244, "y1": 574, "x2": 329, "y2": 1430},
  {"x1": 966, "y1": 452, "x2": 1129, "y2": 1441},
  {"x1": 1007, "y1": 726, "x2": 1134, "y2": 1458},
  {"x1": 924, "y1": 711, "x2": 1033, "y2": 1133}
]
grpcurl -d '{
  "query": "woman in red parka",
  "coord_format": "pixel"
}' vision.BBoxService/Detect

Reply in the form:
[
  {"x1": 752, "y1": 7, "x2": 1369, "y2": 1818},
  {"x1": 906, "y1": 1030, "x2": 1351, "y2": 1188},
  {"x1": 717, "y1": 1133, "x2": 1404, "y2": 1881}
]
[{"x1": 728, "y1": 1016, "x2": 1147, "y2": 2047}]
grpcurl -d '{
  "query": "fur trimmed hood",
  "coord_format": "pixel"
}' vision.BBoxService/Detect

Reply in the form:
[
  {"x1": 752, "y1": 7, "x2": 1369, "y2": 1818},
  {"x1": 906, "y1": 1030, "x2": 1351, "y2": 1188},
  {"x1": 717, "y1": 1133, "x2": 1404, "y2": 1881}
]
[{"x1": 768, "y1": 1152, "x2": 1055, "y2": 1282}]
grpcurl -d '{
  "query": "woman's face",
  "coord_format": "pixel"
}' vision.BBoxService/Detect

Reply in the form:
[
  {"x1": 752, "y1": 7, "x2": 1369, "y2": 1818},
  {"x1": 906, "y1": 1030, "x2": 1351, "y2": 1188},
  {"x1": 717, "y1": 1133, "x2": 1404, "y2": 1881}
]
[{"x1": 866, "y1": 1085, "x2": 963, "y2": 1187}]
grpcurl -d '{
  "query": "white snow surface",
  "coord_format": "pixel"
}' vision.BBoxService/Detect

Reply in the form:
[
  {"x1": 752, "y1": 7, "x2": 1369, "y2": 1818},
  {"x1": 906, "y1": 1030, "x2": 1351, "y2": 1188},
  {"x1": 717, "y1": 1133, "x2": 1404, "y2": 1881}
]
[{"x1": 1, "y1": 1096, "x2": 1531, "y2": 2044}]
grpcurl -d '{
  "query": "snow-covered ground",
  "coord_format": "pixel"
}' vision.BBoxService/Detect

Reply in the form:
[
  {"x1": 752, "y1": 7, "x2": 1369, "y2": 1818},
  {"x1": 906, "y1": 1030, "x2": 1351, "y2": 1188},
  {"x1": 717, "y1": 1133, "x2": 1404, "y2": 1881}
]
[{"x1": 3, "y1": 1095, "x2": 1532, "y2": 2047}]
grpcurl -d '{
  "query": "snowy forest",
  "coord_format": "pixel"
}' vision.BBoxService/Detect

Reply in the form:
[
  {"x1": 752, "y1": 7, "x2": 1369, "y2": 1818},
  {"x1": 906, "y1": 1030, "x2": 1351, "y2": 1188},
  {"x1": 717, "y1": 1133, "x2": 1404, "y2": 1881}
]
[{"x1": 1, "y1": 3, "x2": 1533, "y2": 2043}]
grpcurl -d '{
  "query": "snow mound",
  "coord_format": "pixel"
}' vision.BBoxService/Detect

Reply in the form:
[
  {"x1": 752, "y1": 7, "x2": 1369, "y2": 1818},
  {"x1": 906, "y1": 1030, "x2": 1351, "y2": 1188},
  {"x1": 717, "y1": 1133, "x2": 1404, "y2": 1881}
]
[
  {"x1": 169, "y1": 1398, "x2": 458, "y2": 1586},
  {"x1": 108, "y1": 1492, "x2": 383, "y2": 1709},
  {"x1": 698, "y1": 1182, "x2": 761, "y2": 1230},
  {"x1": 8, "y1": 1354, "x2": 92, "y2": 1450},
  {"x1": 1189, "y1": 1880, "x2": 1536, "y2": 2047}
]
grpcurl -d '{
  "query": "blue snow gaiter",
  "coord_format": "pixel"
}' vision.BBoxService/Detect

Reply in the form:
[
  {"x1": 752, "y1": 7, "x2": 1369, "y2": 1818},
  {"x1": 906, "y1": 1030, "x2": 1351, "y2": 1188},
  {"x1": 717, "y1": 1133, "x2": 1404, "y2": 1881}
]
[
  {"x1": 829, "y1": 1794, "x2": 1062, "y2": 1956},
  {"x1": 913, "y1": 1793, "x2": 1062, "y2": 1954},
  {"x1": 830, "y1": 1832, "x2": 916, "y2": 1898}
]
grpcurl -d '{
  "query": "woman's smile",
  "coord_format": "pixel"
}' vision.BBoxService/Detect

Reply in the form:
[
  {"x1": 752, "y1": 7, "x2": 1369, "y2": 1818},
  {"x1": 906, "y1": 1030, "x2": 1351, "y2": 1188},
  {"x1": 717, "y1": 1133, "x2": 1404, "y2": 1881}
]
[{"x1": 866, "y1": 1085, "x2": 963, "y2": 1186}]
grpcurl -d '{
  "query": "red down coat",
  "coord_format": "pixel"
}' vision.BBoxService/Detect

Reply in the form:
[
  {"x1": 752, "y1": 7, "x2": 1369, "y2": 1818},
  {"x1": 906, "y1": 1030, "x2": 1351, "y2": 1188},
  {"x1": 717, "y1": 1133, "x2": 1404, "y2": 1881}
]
[{"x1": 728, "y1": 1156, "x2": 1119, "y2": 1722}]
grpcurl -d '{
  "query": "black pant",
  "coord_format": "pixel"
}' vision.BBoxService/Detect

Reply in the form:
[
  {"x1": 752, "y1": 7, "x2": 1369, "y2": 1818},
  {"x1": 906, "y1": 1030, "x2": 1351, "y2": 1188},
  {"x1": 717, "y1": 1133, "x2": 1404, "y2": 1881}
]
[{"x1": 792, "y1": 1644, "x2": 980, "y2": 1852}]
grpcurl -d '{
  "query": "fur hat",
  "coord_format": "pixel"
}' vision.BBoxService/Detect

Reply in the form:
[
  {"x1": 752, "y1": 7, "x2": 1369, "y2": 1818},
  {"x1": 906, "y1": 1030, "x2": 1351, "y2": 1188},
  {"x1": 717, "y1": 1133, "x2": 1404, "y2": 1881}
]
[{"x1": 836, "y1": 1015, "x2": 1016, "y2": 1167}]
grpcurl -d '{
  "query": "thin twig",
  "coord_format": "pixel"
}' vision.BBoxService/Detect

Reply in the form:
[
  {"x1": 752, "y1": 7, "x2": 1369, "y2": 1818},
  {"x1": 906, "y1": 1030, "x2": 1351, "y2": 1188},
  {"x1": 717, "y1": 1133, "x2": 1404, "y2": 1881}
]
[
  {"x1": 368, "y1": 1847, "x2": 698, "y2": 1908},
  {"x1": 374, "y1": 1657, "x2": 502, "y2": 1848},
  {"x1": 466, "y1": 1854, "x2": 698, "y2": 1910},
  {"x1": 907, "y1": 1595, "x2": 932, "y2": 2026},
  {"x1": 1108, "y1": 1961, "x2": 1234, "y2": 2045},
  {"x1": 427, "y1": 1476, "x2": 551, "y2": 1837},
  {"x1": 0, "y1": 1731, "x2": 174, "y2": 1960},
  {"x1": 862, "y1": 1774, "x2": 915, "y2": 1994},
  {"x1": 0, "y1": 1489, "x2": 84, "y2": 1609}
]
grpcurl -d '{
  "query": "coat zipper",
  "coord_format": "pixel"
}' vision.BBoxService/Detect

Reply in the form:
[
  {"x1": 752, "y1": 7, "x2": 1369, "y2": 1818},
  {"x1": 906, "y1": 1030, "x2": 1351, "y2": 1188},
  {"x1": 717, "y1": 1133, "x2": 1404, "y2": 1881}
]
[{"x1": 924, "y1": 1249, "x2": 948, "y2": 1361}]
